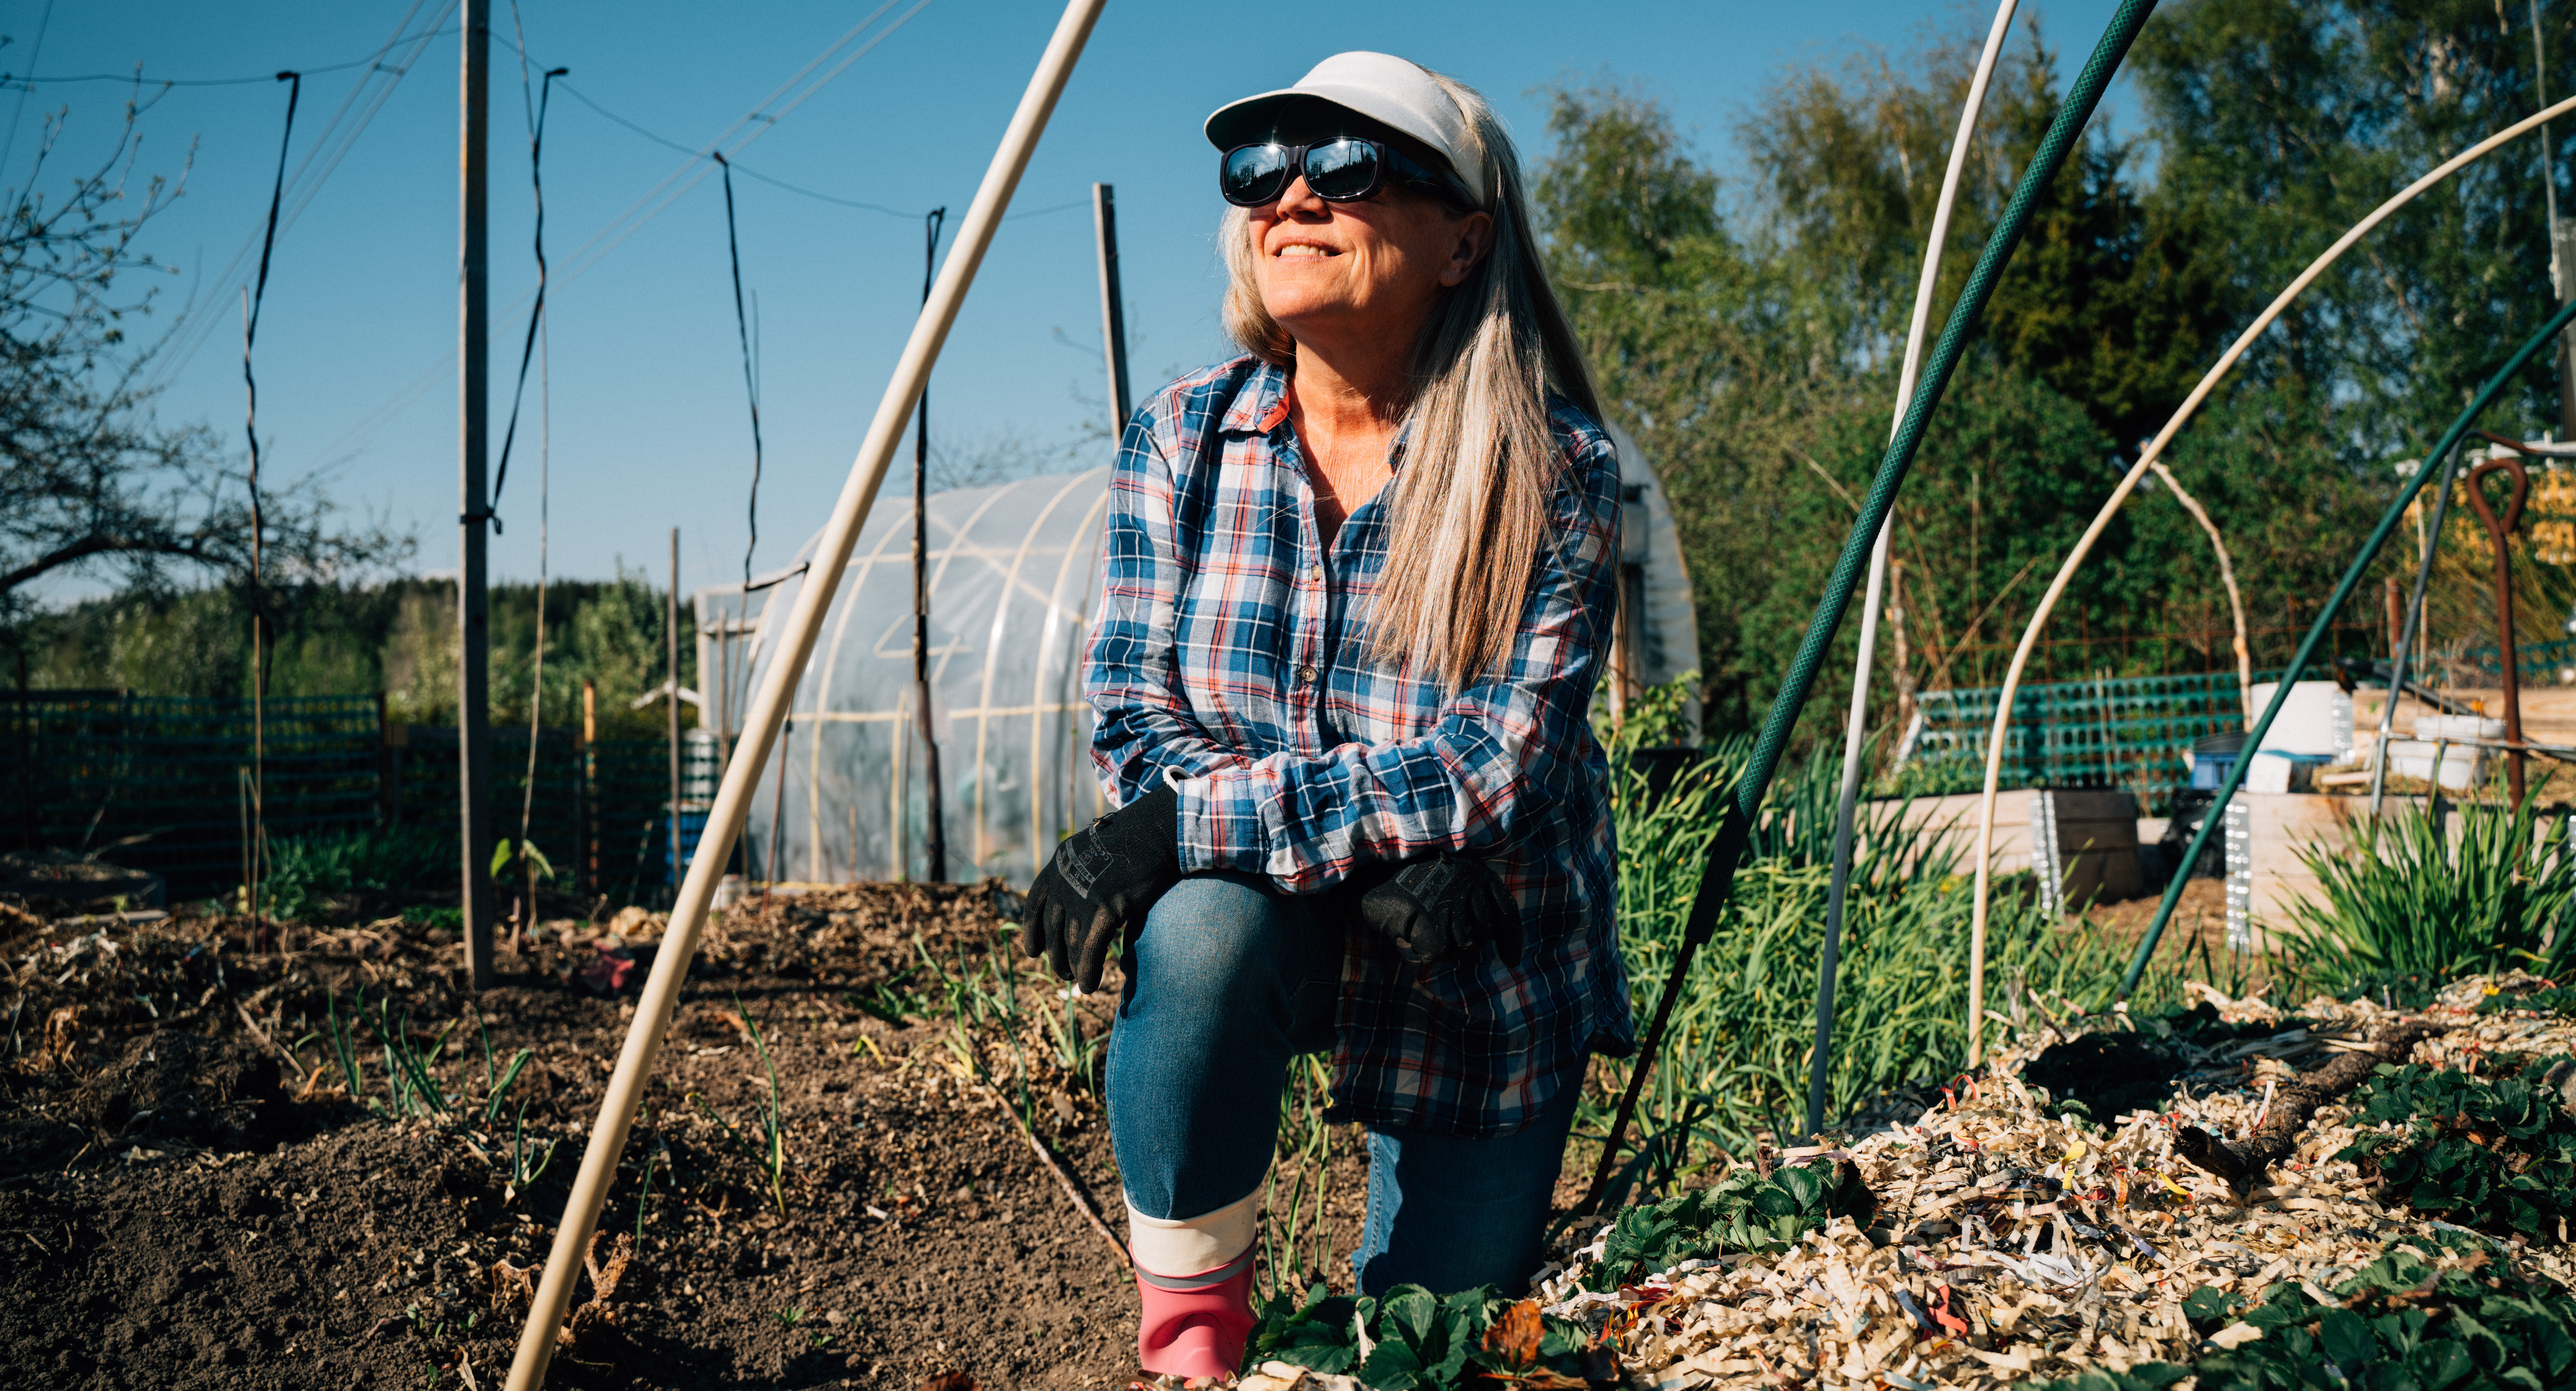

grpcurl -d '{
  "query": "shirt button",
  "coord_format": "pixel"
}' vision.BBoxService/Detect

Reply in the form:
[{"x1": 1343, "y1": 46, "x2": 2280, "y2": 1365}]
[
  {"x1": 1308, "y1": 563, "x2": 1324, "y2": 582},
  {"x1": 1296, "y1": 664, "x2": 1318, "y2": 686}
]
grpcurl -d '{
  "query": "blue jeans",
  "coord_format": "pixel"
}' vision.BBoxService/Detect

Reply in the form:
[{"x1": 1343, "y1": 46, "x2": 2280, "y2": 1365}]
[{"x1": 1106, "y1": 871, "x2": 1577, "y2": 1297}]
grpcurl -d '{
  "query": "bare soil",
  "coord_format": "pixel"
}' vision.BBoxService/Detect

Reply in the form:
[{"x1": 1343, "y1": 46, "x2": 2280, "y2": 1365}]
[
  {"x1": 0, "y1": 883, "x2": 1301, "y2": 1390},
  {"x1": 2073, "y1": 876, "x2": 2240, "y2": 966}
]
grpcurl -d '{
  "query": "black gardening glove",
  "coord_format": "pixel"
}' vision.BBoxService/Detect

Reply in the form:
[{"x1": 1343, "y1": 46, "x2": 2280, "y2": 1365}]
[
  {"x1": 1018, "y1": 783, "x2": 1182, "y2": 992},
  {"x1": 1358, "y1": 851, "x2": 1523, "y2": 967}
]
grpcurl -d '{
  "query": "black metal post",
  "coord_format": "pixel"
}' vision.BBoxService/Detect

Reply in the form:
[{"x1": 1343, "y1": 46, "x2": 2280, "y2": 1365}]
[{"x1": 914, "y1": 208, "x2": 948, "y2": 882}]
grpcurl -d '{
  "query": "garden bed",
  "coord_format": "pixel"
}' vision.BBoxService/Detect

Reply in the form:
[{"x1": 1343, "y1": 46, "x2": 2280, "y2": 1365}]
[
  {"x1": 0, "y1": 883, "x2": 1158, "y2": 1389},
  {"x1": 25, "y1": 869, "x2": 2576, "y2": 1391},
  {"x1": 1241, "y1": 976, "x2": 2576, "y2": 1391}
]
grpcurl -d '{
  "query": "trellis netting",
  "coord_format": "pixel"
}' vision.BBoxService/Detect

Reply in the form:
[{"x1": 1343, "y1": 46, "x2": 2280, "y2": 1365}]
[{"x1": 718, "y1": 427, "x2": 1697, "y2": 886}]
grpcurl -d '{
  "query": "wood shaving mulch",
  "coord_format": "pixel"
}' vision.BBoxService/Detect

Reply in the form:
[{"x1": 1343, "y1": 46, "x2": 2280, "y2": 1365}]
[{"x1": 1524, "y1": 973, "x2": 2576, "y2": 1389}]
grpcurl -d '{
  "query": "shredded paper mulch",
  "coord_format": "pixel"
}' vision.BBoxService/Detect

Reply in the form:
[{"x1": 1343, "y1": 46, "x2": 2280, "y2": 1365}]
[{"x1": 1239, "y1": 974, "x2": 2576, "y2": 1391}]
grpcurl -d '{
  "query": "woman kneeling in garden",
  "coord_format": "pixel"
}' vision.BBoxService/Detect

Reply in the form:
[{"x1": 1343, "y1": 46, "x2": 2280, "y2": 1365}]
[{"x1": 1019, "y1": 51, "x2": 1631, "y2": 1383}]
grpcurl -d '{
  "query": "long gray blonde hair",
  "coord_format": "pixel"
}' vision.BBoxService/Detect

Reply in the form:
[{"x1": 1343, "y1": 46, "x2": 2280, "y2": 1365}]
[{"x1": 1219, "y1": 71, "x2": 1602, "y2": 694}]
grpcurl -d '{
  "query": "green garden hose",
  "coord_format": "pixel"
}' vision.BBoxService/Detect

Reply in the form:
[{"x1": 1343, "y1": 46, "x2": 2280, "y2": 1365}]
[
  {"x1": 2114, "y1": 293, "x2": 2576, "y2": 1001},
  {"x1": 1581, "y1": 0, "x2": 2160, "y2": 1212}
]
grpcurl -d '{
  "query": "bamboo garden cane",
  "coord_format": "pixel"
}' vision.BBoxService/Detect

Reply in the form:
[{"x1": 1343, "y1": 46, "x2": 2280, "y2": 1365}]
[{"x1": 502, "y1": 0, "x2": 1109, "y2": 1382}]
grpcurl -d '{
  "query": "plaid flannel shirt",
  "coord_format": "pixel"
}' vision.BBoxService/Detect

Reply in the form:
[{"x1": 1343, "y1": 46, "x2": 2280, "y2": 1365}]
[{"x1": 1085, "y1": 355, "x2": 1633, "y2": 1139}]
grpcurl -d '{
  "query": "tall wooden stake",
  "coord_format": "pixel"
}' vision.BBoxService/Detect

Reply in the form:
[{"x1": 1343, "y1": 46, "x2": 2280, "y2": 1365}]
[
  {"x1": 913, "y1": 208, "x2": 948, "y2": 882},
  {"x1": 1093, "y1": 182, "x2": 1132, "y2": 430},
  {"x1": 457, "y1": 0, "x2": 494, "y2": 989},
  {"x1": 579, "y1": 678, "x2": 595, "y2": 898},
  {"x1": 499, "y1": 4, "x2": 1107, "y2": 1378}
]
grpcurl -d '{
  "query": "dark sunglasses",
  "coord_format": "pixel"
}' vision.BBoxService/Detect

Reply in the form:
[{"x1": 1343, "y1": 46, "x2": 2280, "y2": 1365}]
[{"x1": 1219, "y1": 137, "x2": 1476, "y2": 213}]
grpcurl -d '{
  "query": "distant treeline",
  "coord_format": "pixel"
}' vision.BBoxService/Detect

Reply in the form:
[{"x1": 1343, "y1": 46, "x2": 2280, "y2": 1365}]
[{"x1": 7, "y1": 570, "x2": 691, "y2": 740}]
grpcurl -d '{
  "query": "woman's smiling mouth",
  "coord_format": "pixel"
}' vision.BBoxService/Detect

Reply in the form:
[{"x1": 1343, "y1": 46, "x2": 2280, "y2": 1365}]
[{"x1": 1272, "y1": 241, "x2": 1341, "y2": 259}]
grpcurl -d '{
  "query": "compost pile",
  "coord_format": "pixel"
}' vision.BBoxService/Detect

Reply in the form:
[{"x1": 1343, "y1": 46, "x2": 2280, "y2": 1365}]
[
  {"x1": 1239, "y1": 976, "x2": 2576, "y2": 1391},
  {"x1": 0, "y1": 884, "x2": 1143, "y2": 1390}
]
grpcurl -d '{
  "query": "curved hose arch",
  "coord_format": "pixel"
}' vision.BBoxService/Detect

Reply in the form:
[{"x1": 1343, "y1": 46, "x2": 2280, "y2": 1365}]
[
  {"x1": 1582, "y1": 0, "x2": 2157, "y2": 1209},
  {"x1": 2115, "y1": 296, "x2": 2576, "y2": 995},
  {"x1": 1808, "y1": 0, "x2": 2020, "y2": 1139},
  {"x1": 1963, "y1": 93, "x2": 2576, "y2": 1065}
]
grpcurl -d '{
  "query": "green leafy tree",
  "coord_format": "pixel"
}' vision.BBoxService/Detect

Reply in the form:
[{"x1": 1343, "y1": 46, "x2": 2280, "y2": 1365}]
[
  {"x1": 1533, "y1": 3, "x2": 2571, "y2": 739},
  {"x1": 2129, "y1": 0, "x2": 2570, "y2": 445}
]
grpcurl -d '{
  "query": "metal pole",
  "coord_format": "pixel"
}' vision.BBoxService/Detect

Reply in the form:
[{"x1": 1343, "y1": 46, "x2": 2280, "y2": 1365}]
[
  {"x1": 2368, "y1": 445, "x2": 2465, "y2": 817},
  {"x1": 667, "y1": 527, "x2": 683, "y2": 901},
  {"x1": 2464, "y1": 452, "x2": 2531, "y2": 804},
  {"x1": 500, "y1": 4, "x2": 1105, "y2": 1380},
  {"x1": 2532, "y1": 0, "x2": 2576, "y2": 442},
  {"x1": 580, "y1": 678, "x2": 595, "y2": 897},
  {"x1": 914, "y1": 207, "x2": 949, "y2": 883},
  {"x1": 457, "y1": 0, "x2": 494, "y2": 990},
  {"x1": 13, "y1": 649, "x2": 26, "y2": 852},
  {"x1": 1093, "y1": 181, "x2": 1132, "y2": 430}
]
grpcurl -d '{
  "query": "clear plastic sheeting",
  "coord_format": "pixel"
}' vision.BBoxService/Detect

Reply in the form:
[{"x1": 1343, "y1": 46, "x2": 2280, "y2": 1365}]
[
  {"x1": 1607, "y1": 425, "x2": 1702, "y2": 733},
  {"x1": 714, "y1": 434, "x2": 1699, "y2": 886},
  {"x1": 711, "y1": 468, "x2": 1113, "y2": 888}
]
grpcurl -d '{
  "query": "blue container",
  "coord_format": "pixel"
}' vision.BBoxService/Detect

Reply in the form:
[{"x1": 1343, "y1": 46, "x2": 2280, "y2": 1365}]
[
  {"x1": 2190, "y1": 731, "x2": 2249, "y2": 790},
  {"x1": 655, "y1": 807, "x2": 712, "y2": 885}
]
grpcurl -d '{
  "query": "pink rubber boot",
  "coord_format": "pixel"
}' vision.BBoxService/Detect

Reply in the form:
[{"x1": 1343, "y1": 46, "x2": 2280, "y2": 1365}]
[{"x1": 1134, "y1": 1254, "x2": 1255, "y2": 1381}]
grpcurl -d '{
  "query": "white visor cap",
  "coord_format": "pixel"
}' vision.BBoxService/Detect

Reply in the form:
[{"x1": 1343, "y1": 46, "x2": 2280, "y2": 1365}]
[{"x1": 1203, "y1": 51, "x2": 1486, "y2": 207}]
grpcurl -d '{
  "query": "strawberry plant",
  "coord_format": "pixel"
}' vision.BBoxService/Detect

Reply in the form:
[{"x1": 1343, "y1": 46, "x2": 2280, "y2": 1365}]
[
  {"x1": 1578, "y1": 1160, "x2": 1877, "y2": 1293},
  {"x1": 2337, "y1": 1059, "x2": 2576, "y2": 1240},
  {"x1": 2036, "y1": 1230, "x2": 2576, "y2": 1391},
  {"x1": 2480, "y1": 985, "x2": 2576, "y2": 1017},
  {"x1": 1244, "y1": 1284, "x2": 1604, "y2": 1390}
]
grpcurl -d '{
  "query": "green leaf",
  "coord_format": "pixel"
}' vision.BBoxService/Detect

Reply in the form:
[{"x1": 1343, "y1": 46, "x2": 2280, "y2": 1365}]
[
  {"x1": 1283, "y1": 1332, "x2": 1356, "y2": 1377},
  {"x1": 2318, "y1": 1307, "x2": 2376, "y2": 1366},
  {"x1": 1356, "y1": 1338, "x2": 1425, "y2": 1391},
  {"x1": 2410, "y1": 1337, "x2": 2472, "y2": 1389},
  {"x1": 1379, "y1": 1286, "x2": 1437, "y2": 1348},
  {"x1": 2181, "y1": 1285, "x2": 2240, "y2": 1330}
]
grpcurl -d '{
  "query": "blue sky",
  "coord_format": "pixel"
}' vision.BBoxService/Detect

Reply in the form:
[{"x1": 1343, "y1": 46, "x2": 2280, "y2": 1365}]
[{"x1": 7, "y1": 0, "x2": 2131, "y2": 599}]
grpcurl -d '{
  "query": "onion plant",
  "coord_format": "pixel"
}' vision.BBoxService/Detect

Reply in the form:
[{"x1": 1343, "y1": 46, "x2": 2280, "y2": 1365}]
[
  {"x1": 2288, "y1": 800, "x2": 2576, "y2": 994},
  {"x1": 1258, "y1": 1053, "x2": 1343, "y2": 1301},
  {"x1": 1589, "y1": 725, "x2": 2156, "y2": 1170}
]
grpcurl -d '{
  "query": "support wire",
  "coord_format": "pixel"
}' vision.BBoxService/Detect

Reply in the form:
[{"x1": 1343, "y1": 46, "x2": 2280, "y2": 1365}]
[
  {"x1": 489, "y1": 58, "x2": 565, "y2": 527},
  {"x1": 241, "y1": 70, "x2": 300, "y2": 949},
  {"x1": 716, "y1": 153, "x2": 765, "y2": 587},
  {"x1": 914, "y1": 207, "x2": 949, "y2": 883},
  {"x1": 507, "y1": 3, "x2": 561, "y2": 937}
]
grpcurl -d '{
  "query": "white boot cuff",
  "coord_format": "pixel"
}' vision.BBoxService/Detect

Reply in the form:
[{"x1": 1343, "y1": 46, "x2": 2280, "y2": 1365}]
[{"x1": 1126, "y1": 1189, "x2": 1259, "y2": 1278}]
